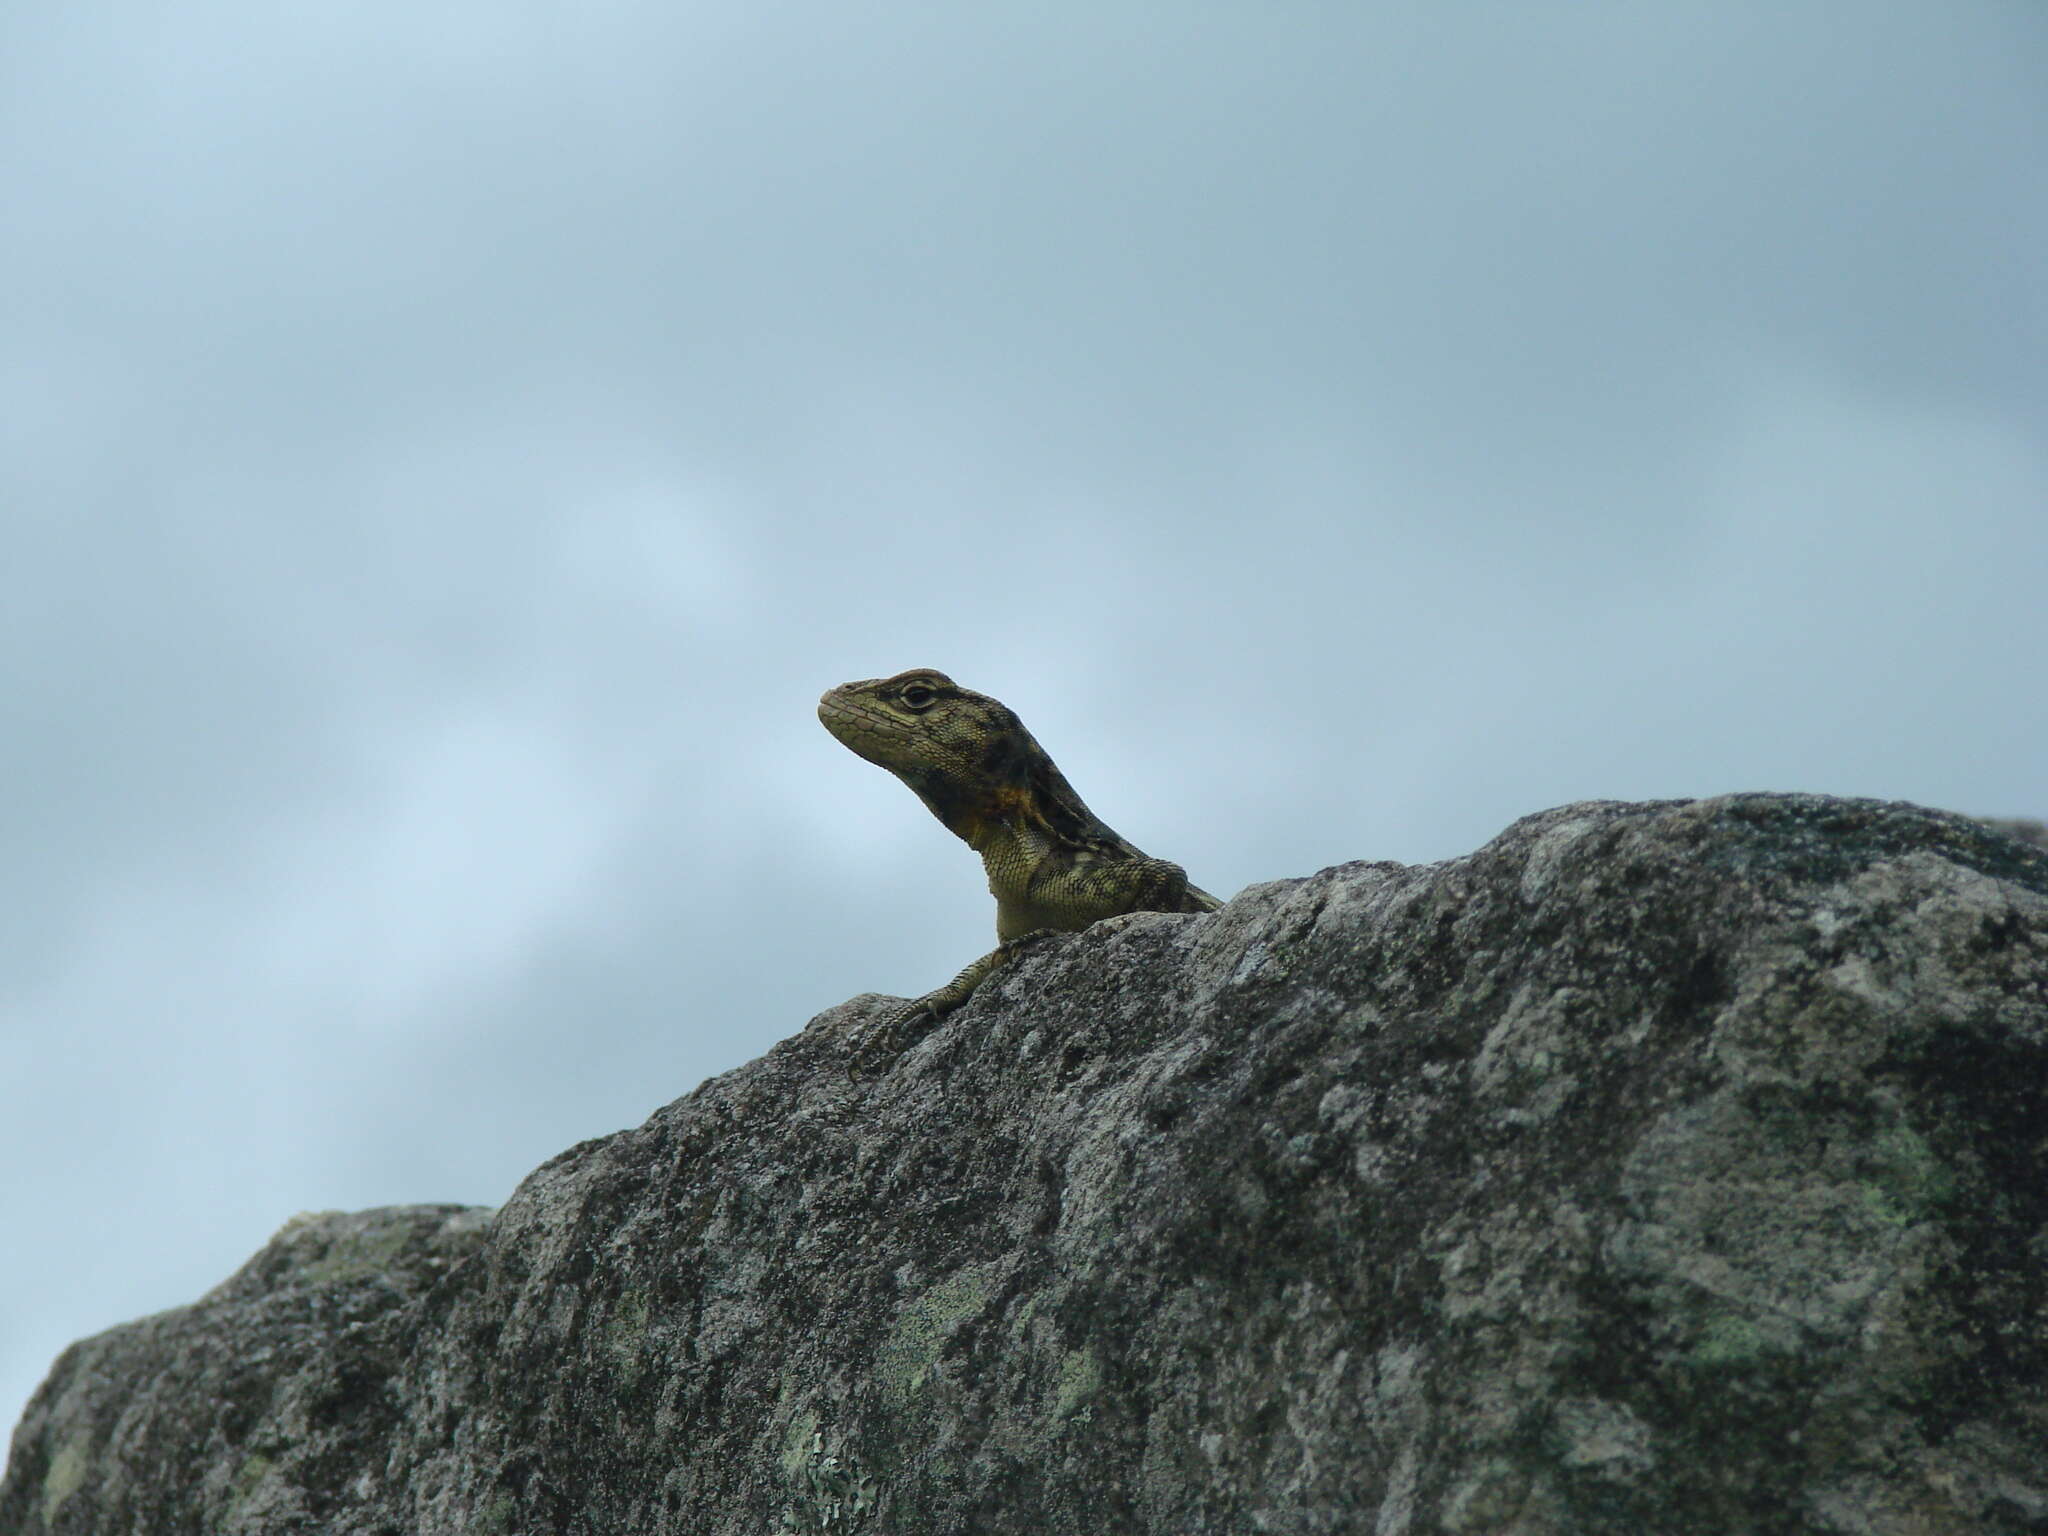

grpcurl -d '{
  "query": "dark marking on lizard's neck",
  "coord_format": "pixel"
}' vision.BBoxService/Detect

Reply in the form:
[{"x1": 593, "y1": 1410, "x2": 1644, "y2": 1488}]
[
  {"x1": 895, "y1": 739, "x2": 1027, "y2": 845},
  {"x1": 897, "y1": 766, "x2": 992, "y2": 844},
  {"x1": 1013, "y1": 730, "x2": 1126, "y2": 851},
  {"x1": 899, "y1": 720, "x2": 1123, "y2": 855}
]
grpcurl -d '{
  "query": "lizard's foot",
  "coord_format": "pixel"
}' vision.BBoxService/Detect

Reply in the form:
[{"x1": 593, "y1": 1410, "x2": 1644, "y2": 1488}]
[
  {"x1": 842, "y1": 932, "x2": 1062, "y2": 1081},
  {"x1": 996, "y1": 928, "x2": 1061, "y2": 959},
  {"x1": 845, "y1": 996, "x2": 946, "y2": 1081}
]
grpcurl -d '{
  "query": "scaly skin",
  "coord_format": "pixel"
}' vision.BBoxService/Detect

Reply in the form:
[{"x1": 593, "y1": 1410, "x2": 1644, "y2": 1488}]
[{"x1": 819, "y1": 668, "x2": 1221, "y2": 1062}]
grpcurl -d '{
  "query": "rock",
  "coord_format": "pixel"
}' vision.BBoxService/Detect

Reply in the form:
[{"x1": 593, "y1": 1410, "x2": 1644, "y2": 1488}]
[
  {"x1": 2, "y1": 1205, "x2": 492, "y2": 1535},
  {"x1": 6, "y1": 793, "x2": 2047, "y2": 1535},
  {"x1": 1981, "y1": 815, "x2": 2048, "y2": 853}
]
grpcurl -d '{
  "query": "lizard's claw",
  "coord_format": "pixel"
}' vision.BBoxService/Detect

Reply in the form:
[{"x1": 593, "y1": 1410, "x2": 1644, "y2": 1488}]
[
  {"x1": 997, "y1": 929, "x2": 1060, "y2": 959},
  {"x1": 843, "y1": 932, "x2": 1059, "y2": 1081},
  {"x1": 845, "y1": 998, "x2": 938, "y2": 1081}
]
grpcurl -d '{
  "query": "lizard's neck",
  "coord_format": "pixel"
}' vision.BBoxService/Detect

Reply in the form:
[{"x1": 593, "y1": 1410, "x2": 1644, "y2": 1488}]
[
  {"x1": 903, "y1": 771, "x2": 1040, "y2": 853},
  {"x1": 959, "y1": 788, "x2": 1046, "y2": 856},
  {"x1": 967, "y1": 798, "x2": 1056, "y2": 916}
]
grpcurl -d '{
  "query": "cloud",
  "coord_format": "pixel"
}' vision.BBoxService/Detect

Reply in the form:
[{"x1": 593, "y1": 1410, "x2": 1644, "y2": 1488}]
[{"x1": 3, "y1": 0, "x2": 2043, "y2": 1431}]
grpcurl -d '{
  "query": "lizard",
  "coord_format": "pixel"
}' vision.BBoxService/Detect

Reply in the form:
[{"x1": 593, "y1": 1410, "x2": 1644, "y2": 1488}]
[{"x1": 818, "y1": 668, "x2": 1222, "y2": 1064}]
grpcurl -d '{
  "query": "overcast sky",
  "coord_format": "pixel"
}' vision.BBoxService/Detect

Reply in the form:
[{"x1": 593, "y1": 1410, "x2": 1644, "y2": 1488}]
[{"x1": 4, "y1": 1, "x2": 2044, "y2": 1432}]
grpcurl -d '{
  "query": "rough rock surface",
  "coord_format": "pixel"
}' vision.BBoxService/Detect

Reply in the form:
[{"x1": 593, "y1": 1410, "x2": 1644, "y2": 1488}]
[{"x1": 7, "y1": 793, "x2": 2048, "y2": 1536}]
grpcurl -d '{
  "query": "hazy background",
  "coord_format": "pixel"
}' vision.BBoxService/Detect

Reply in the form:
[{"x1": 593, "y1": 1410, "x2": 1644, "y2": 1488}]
[{"x1": 4, "y1": 1, "x2": 2043, "y2": 1431}]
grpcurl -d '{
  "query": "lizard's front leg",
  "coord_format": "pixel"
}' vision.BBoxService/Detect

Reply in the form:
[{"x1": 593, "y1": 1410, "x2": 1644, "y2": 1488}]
[{"x1": 846, "y1": 931, "x2": 1059, "y2": 1079}]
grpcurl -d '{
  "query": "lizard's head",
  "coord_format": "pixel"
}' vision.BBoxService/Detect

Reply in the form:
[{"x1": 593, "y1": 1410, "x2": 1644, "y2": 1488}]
[{"x1": 819, "y1": 669, "x2": 1037, "y2": 828}]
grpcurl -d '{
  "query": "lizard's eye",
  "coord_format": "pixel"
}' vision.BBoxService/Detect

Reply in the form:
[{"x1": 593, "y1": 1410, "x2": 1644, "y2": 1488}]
[{"x1": 899, "y1": 684, "x2": 937, "y2": 710}]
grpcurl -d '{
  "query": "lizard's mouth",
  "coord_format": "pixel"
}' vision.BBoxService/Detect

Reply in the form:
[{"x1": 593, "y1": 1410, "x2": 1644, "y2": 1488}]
[{"x1": 818, "y1": 696, "x2": 915, "y2": 766}]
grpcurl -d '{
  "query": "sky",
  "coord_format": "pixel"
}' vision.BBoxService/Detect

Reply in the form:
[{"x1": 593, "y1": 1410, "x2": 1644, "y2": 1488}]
[{"x1": 3, "y1": 1, "x2": 2044, "y2": 1435}]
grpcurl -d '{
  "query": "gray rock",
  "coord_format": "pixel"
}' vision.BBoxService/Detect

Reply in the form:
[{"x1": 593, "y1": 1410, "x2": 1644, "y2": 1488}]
[
  {"x1": 6, "y1": 793, "x2": 2047, "y2": 1535},
  {"x1": 1981, "y1": 816, "x2": 2048, "y2": 853}
]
